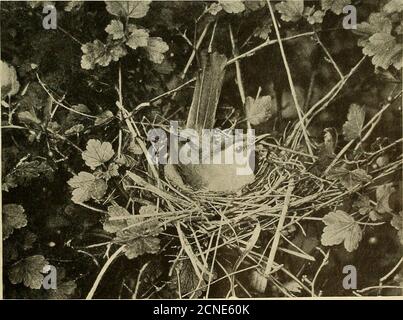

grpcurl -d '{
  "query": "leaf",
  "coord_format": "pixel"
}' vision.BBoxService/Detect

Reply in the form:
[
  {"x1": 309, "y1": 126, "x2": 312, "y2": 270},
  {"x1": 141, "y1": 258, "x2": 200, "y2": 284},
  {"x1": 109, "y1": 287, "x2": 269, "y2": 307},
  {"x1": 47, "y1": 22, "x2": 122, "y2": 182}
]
[
  {"x1": 17, "y1": 111, "x2": 41, "y2": 125},
  {"x1": 3, "y1": 204, "x2": 27, "y2": 239},
  {"x1": 362, "y1": 33, "x2": 401, "y2": 70},
  {"x1": 1, "y1": 60, "x2": 20, "y2": 98},
  {"x1": 353, "y1": 194, "x2": 372, "y2": 216},
  {"x1": 8, "y1": 255, "x2": 48, "y2": 289},
  {"x1": 321, "y1": 210, "x2": 362, "y2": 252},
  {"x1": 113, "y1": 211, "x2": 162, "y2": 259},
  {"x1": 168, "y1": 260, "x2": 207, "y2": 298},
  {"x1": 245, "y1": 95, "x2": 275, "y2": 125},
  {"x1": 383, "y1": 0, "x2": 403, "y2": 14},
  {"x1": 327, "y1": 167, "x2": 371, "y2": 190},
  {"x1": 207, "y1": 3, "x2": 222, "y2": 15},
  {"x1": 82, "y1": 139, "x2": 114, "y2": 169},
  {"x1": 3, "y1": 160, "x2": 53, "y2": 192},
  {"x1": 123, "y1": 237, "x2": 161, "y2": 259},
  {"x1": 342, "y1": 104, "x2": 365, "y2": 141},
  {"x1": 103, "y1": 205, "x2": 132, "y2": 234},
  {"x1": 103, "y1": 163, "x2": 119, "y2": 180},
  {"x1": 105, "y1": 20, "x2": 125, "y2": 40},
  {"x1": 64, "y1": 124, "x2": 84, "y2": 135},
  {"x1": 81, "y1": 40, "x2": 110, "y2": 70},
  {"x1": 253, "y1": 16, "x2": 272, "y2": 40},
  {"x1": 275, "y1": 0, "x2": 304, "y2": 22},
  {"x1": 105, "y1": 1, "x2": 150, "y2": 19},
  {"x1": 376, "y1": 183, "x2": 395, "y2": 214},
  {"x1": 67, "y1": 172, "x2": 107, "y2": 203},
  {"x1": 321, "y1": 0, "x2": 351, "y2": 15},
  {"x1": 357, "y1": 12, "x2": 392, "y2": 35},
  {"x1": 109, "y1": 44, "x2": 127, "y2": 62},
  {"x1": 146, "y1": 37, "x2": 169, "y2": 64},
  {"x1": 64, "y1": 1, "x2": 83, "y2": 12},
  {"x1": 126, "y1": 26, "x2": 149, "y2": 49},
  {"x1": 48, "y1": 280, "x2": 77, "y2": 299},
  {"x1": 390, "y1": 212, "x2": 403, "y2": 245},
  {"x1": 95, "y1": 110, "x2": 114, "y2": 126},
  {"x1": 219, "y1": 0, "x2": 245, "y2": 14},
  {"x1": 306, "y1": 9, "x2": 325, "y2": 25}
]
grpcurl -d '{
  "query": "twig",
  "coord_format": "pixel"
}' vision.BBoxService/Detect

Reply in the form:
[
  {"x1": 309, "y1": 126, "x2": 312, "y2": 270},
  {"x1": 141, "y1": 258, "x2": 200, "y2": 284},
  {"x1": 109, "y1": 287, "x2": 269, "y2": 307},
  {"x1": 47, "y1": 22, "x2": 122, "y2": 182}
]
[
  {"x1": 181, "y1": 22, "x2": 211, "y2": 79},
  {"x1": 133, "y1": 262, "x2": 151, "y2": 299},
  {"x1": 229, "y1": 24, "x2": 250, "y2": 129},
  {"x1": 36, "y1": 74, "x2": 96, "y2": 119},
  {"x1": 86, "y1": 245, "x2": 125, "y2": 299},
  {"x1": 379, "y1": 257, "x2": 403, "y2": 285},
  {"x1": 311, "y1": 249, "x2": 329, "y2": 296},
  {"x1": 267, "y1": 0, "x2": 313, "y2": 156},
  {"x1": 262, "y1": 179, "x2": 294, "y2": 291},
  {"x1": 315, "y1": 33, "x2": 343, "y2": 80}
]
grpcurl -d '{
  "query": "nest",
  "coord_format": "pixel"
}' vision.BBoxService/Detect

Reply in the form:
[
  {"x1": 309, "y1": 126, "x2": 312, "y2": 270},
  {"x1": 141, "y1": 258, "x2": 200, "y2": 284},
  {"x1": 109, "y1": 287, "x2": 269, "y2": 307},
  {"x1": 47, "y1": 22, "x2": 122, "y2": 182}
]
[{"x1": 123, "y1": 132, "x2": 344, "y2": 298}]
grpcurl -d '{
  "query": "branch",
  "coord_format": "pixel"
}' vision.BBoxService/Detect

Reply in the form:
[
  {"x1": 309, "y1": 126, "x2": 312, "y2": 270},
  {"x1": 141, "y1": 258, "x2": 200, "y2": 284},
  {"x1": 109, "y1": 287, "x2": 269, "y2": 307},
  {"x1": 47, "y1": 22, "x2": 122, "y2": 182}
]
[{"x1": 267, "y1": 0, "x2": 314, "y2": 156}]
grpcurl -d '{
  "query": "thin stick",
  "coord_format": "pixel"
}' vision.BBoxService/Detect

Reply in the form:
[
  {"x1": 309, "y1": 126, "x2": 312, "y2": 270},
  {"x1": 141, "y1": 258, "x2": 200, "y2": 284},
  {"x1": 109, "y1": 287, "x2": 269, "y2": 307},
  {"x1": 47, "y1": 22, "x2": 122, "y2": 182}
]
[
  {"x1": 315, "y1": 33, "x2": 343, "y2": 80},
  {"x1": 181, "y1": 22, "x2": 211, "y2": 79},
  {"x1": 267, "y1": 1, "x2": 313, "y2": 156},
  {"x1": 86, "y1": 245, "x2": 125, "y2": 299},
  {"x1": 229, "y1": 24, "x2": 250, "y2": 129},
  {"x1": 263, "y1": 179, "x2": 294, "y2": 289}
]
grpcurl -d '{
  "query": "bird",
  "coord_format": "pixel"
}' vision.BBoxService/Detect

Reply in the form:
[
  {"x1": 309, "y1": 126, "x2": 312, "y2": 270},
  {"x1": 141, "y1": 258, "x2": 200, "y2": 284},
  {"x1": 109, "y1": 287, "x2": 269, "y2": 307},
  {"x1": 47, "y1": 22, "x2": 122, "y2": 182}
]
[{"x1": 164, "y1": 52, "x2": 255, "y2": 193}]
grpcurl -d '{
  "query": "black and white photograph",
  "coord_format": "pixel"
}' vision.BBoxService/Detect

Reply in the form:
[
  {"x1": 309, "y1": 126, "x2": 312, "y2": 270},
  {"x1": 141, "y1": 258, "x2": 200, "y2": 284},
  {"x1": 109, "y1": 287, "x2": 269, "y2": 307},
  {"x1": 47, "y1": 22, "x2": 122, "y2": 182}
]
[{"x1": 1, "y1": 0, "x2": 402, "y2": 301}]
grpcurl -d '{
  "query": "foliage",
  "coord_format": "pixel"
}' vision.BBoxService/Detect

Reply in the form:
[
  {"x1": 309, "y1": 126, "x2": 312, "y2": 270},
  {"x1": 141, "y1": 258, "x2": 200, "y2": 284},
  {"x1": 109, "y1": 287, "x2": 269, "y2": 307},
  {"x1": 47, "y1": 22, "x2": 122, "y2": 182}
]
[{"x1": 1, "y1": 0, "x2": 402, "y2": 299}]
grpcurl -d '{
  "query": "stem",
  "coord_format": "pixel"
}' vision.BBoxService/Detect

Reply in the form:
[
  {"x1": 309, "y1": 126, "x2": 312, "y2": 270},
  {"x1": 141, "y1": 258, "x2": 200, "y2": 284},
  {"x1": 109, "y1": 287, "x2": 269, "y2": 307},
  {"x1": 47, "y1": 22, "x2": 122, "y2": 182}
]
[
  {"x1": 267, "y1": 0, "x2": 313, "y2": 156},
  {"x1": 86, "y1": 245, "x2": 125, "y2": 299}
]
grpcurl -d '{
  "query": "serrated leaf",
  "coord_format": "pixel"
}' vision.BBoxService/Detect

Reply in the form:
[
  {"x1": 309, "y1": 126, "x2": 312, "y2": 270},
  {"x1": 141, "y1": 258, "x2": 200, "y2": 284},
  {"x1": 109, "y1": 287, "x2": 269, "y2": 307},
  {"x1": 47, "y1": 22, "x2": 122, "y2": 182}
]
[
  {"x1": 362, "y1": 33, "x2": 401, "y2": 70},
  {"x1": 95, "y1": 110, "x2": 114, "y2": 126},
  {"x1": 124, "y1": 237, "x2": 160, "y2": 259},
  {"x1": 67, "y1": 171, "x2": 107, "y2": 204},
  {"x1": 81, "y1": 40, "x2": 111, "y2": 70},
  {"x1": 105, "y1": 20, "x2": 125, "y2": 40},
  {"x1": 321, "y1": 0, "x2": 351, "y2": 15},
  {"x1": 146, "y1": 37, "x2": 169, "y2": 64},
  {"x1": 109, "y1": 44, "x2": 127, "y2": 62},
  {"x1": 321, "y1": 210, "x2": 362, "y2": 252},
  {"x1": 8, "y1": 255, "x2": 48, "y2": 289},
  {"x1": 245, "y1": 95, "x2": 274, "y2": 125},
  {"x1": 168, "y1": 260, "x2": 207, "y2": 298},
  {"x1": 357, "y1": 12, "x2": 392, "y2": 35},
  {"x1": 342, "y1": 104, "x2": 365, "y2": 141},
  {"x1": 82, "y1": 139, "x2": 114, "y2": 169},
  {"x1": 64, "y1": 1, "x2": 83, "y2": 12},
  {"x1": 306, "y1": 9, "x2": 325, "y2": 24},
  {"x1": 2, "y1": 159, "x2": 53, "y2": 192},
  {"x1": 126, "y1": 26, "x2": 149, "y2": 49},
  {"x1": 383, "y1": 0, "x2": 403, "y2": 14},
  {"x1": 275, "y1": 0, "x2": 304, "y2": 22},
  {"x1": 253, "y1": 16, "x2": 272, "y2": 40},
  {"x1": 219, "y1": 0, "x2": 245, "y2": 14},
  {"x1": 327, "y1": 167, "x2": 371, "y2": 190},
  {"x1": 353, "y1": 194, "x2": 372, "y2": 216},
  {"x1": 103, "y1": 205, "x2": 132, "y2": 234},
  {"x1": 3, "y1": 204, "x2": 27, "y2": 239},
  {"x1": 113, "y1": 211, "x2": 162, "y2": 259},
  {"x1": 376, "y1": 183, "x2": 395, "y2": 214},
  {"x1": 105, "y1": 1, "x2": 150, "y2": 19},
  {"x1": 48, "y1": 280, "x2": 77, "y2": 299},
  {"x1": 207, "y1": 3, "x2": 222, "y2": 15}
]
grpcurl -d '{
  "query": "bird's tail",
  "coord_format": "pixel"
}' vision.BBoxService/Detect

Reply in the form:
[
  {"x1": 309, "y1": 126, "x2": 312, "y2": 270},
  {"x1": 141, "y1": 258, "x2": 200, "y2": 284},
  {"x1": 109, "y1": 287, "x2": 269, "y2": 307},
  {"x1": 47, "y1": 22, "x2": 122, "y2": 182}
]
[{"x1": 186, "y1": 52, "x2": 227, "y2": 134}]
